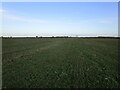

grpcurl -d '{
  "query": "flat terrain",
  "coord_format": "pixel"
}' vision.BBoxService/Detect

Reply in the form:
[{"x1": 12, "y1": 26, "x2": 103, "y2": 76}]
[{"x1": 2, "y1": 38, "x2": 119, "y2": 88}]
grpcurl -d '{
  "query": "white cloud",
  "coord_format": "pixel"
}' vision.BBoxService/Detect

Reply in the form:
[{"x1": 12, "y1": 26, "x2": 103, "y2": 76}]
[
  {"x1": 0, "y1": 9, "x2": 6, "y2": 13},
  {"x1": 99, "y1": 19, "x2": 111, "y2": 24},
  {"x1": 3, "y1": 14, "x2": 48, "y2": 23},
  {"x1": 98, "y1": 18, "x2": 117, "y2": 24},
  {"x1": 1, "y1": 9, "x2": 48, "y2": 23}
]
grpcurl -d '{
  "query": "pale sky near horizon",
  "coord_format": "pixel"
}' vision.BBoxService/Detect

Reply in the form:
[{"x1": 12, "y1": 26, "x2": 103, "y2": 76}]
[{"x1": 1, "y1": 2, "x2": 118, "y2": 37}]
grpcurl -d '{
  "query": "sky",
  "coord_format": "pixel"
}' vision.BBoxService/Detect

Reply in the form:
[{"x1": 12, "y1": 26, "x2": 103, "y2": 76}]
[
  {"x1": 1, "y1": 2, "x2": 118, "y2": 37},
  {"x1": 1, "y1": 0, "x2": 119, "y2": 2}
]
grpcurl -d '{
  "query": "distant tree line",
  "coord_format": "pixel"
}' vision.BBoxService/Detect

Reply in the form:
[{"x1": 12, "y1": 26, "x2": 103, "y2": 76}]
[{"x1": 1, "y1": 36, "x2": 120, "y2": 39}]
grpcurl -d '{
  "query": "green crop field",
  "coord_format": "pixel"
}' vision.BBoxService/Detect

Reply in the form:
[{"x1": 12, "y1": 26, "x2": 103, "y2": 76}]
[{"x1": 2, "y1": 38, "x2": 119, "y2": 88}]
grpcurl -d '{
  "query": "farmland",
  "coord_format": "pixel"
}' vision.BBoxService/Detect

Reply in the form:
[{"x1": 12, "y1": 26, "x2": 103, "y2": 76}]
[{"x1": 2, "y1": 38, "x2": 119, "y2": 88}]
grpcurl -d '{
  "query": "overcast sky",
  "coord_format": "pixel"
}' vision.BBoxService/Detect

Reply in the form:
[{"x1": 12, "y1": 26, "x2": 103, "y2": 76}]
[{"x1": 1, "y1": 2, "x2": 118, "y2": 37}]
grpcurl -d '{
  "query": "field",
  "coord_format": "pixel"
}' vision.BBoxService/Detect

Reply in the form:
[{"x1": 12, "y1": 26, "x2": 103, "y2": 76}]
[{"x1": 2, "y1": 38, "x2": 119, "y2": 88}]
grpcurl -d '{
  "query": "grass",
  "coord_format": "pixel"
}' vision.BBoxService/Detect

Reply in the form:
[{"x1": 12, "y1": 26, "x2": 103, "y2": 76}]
[{"x1": 2, "y1": 38, "x2": 119, "y2": 88}]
